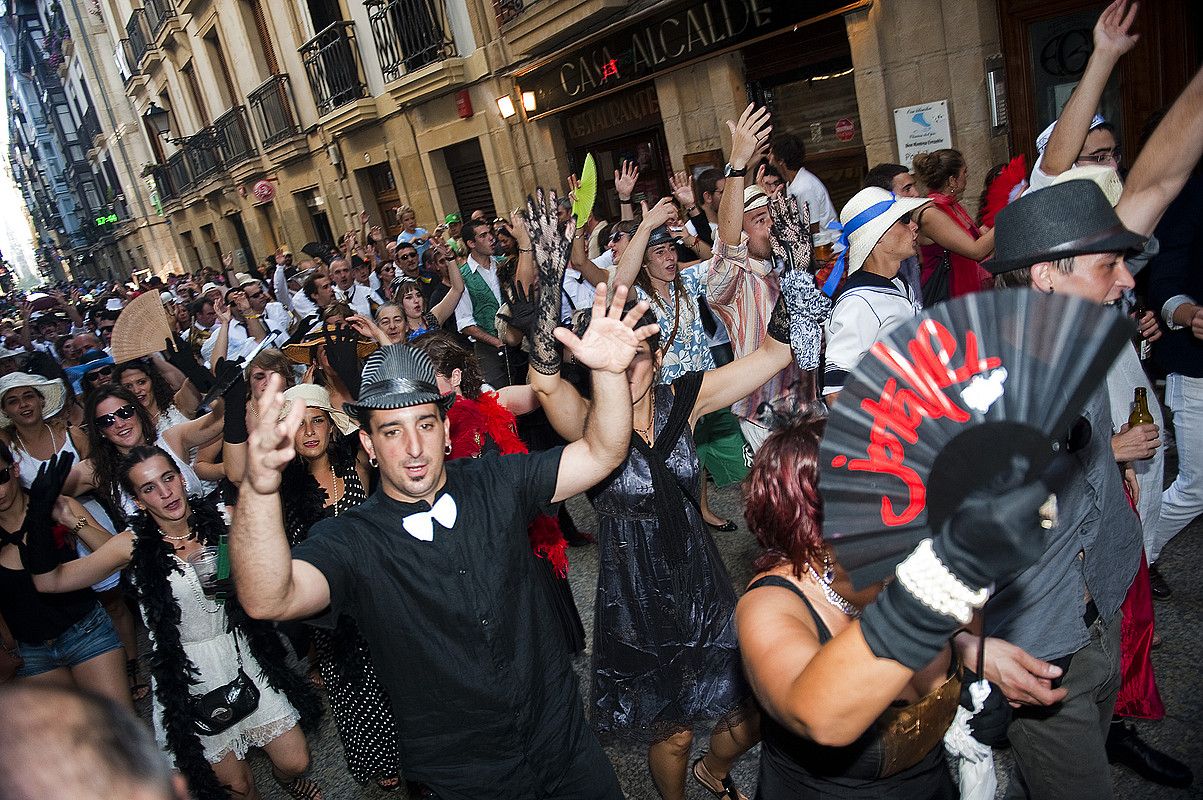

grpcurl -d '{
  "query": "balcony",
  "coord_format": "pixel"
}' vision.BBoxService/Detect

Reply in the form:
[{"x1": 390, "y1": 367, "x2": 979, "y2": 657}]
[
  {"x1": 499, "y1": 0, "x2": 625, "y2": 59},
  {"x1": 367, "y1": 0, "x2": 468, "y2": 106},
  {"x1": 125, "y1": 10, "x2": 155, "y2": 69},
  {"x1": 165, "y1": 151, "x2": 191, "y2": 197},
  {"x1": 185, "y1": 130, "x2": 223, "y2": 185},
  {"x1": 151, "y1": 163, "x2": 178, "y2": 205},
  {"x1": 144, "y1": 0, "x2": 182, "y2": 48},
  {"x1": 213, "y1": 106, "x2": 258, "y2": 177},
  {"x1": 300, "y1": 21, "x2": 369, "y2": 117},
  {"x1": 247, "y1": 74, "x2": 307, "y2": 161}
]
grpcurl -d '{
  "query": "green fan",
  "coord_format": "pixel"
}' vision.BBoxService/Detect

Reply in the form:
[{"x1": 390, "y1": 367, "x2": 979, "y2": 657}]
[{"x1": 572, "y1": 153, "x2": 597, "y2": 226}]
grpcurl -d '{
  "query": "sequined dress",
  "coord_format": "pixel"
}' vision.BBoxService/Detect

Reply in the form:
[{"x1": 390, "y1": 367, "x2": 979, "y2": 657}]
[{"x1": 588, "y1": 376, "x2": 749, "y2": 740}]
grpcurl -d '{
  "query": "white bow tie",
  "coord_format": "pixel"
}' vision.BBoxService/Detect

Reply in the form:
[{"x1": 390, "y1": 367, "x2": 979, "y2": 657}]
[{"x1": 401, "y1": 494, "x2": 457, "y2": 541}]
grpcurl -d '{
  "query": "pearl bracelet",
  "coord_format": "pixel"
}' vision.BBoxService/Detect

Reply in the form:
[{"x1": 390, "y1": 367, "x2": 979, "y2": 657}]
[{"x1": 895, "y1": 538, "x2": 990, "y2": 624}]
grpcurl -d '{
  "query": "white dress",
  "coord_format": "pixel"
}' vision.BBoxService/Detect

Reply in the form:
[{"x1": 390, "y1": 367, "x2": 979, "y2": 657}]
[
  {"x1": 14, "y1": 433, "x2": 122, "y2": 592},
  {"x1": 156, "y1": 405, "x2": 218, "y2": 498},
  {"x1": 147, "y1": 556, "x2": 299, "y2": 764}
]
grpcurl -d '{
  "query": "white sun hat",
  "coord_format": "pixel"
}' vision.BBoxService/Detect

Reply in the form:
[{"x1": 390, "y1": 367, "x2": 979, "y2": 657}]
[
  {"x1": 821, "y1": 187, "x2": 931, "y2": 295},
  {"x1": 0, "y1": 372, "x2": 68, "y2": 426}
]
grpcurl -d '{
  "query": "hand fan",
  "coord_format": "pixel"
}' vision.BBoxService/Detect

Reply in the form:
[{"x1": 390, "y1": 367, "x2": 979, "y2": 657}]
[
  {"x1": 820, "y1": 288, "x2": 1133, "y2": 588},
  {"x1": 572, "y1": 153, "x2": 597, "y2": 226}
]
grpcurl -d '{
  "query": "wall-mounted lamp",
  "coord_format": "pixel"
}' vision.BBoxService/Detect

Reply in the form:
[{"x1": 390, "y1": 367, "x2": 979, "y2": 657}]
[
  {"x1": 521, "y1": 91, "x2": 536, "y2": 113},
  {"x1": 496, "y1": 95, "x2": 517, "y2": 119}
]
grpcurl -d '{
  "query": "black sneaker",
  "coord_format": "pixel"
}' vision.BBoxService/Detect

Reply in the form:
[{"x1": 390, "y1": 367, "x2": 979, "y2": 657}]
[{"x1": 1148, "y1": 564, "x2": 1172, "y2": 601}]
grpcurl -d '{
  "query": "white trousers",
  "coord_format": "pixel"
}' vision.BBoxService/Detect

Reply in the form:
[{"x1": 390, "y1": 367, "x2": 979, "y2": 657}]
[{"x1": 1150, "y1": 373, "x2": 1203, "y2": 562}]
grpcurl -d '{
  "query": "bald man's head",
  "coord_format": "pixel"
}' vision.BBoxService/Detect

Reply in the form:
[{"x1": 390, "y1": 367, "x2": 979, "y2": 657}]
[{"x1": 0, "y1": 685, "x2": 184, "y2": 800}]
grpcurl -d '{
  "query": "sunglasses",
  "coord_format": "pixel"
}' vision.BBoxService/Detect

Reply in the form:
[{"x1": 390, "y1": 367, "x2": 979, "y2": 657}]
[
  {"x1": 399, "y1": 252, "x2": 417, "y2": 260},
  {"x1": 898, "y1": 212, "x2": 912, "y2": 225},
  {"x1": 86, "y1": 365, "x2": 113, "y2": 381},
  {"x1": 93, "y1": 403, "x2": 137, "y2": 429},
  {"x1": 0, "y1": 466, "x2": 11, "y2": 484}
]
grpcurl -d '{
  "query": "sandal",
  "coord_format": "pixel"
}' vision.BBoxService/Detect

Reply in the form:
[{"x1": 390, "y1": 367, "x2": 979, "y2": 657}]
[
  {"x1": 692, "y1": 753, "x2": 748, "y2": 800},
  {"x1": 126, "y1": 658, "x2": 150, "y2": 702},
  {"x1": 272, "y1": 770, "x2": 323, "y2": 800},
  {"x1": 375, "y1": 774, "x2": 402, "y2": 792}
]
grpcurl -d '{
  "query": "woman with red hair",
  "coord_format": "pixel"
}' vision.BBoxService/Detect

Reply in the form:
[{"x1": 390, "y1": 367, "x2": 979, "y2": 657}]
[{"x1": 737, "y1": 415, "x2": 963, "y2": 798}]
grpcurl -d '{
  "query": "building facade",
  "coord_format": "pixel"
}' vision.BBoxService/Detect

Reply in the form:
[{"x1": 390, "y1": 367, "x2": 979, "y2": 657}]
[{"x1": 88, "y1": 0, "x2": 1197, "y2": 277}]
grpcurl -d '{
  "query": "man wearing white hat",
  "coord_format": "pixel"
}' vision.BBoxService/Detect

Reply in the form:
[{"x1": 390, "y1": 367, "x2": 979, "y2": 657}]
[{"x1": 820, "y1": 187, "x2": 930, "y2": 403}]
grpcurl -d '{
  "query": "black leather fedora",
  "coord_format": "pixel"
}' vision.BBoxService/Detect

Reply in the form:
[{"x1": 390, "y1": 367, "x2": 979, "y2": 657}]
[
  {"x1": 344, "y1": 344, "x2": 454, "y2": 421},
  {"x1": 983, "y1": 180, "x2": 1146, "y2": 274}
]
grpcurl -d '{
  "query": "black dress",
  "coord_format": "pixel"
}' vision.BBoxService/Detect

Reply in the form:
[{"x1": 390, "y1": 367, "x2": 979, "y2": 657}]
[
  {"x1": 588, "y1": 374, "x2": 750, "y2": 741},
  {"x1": 289, "y1": 463, "x2": 402, "y2": 785}
]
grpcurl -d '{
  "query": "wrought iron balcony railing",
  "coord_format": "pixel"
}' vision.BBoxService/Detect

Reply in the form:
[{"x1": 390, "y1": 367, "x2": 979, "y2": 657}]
[
  {"x1": 213, "y1": 105, "x2": 257, "y2": 166},
  {"x1": 125, "y1": 10, "x2": 154, "y2": 65},
  {"x1": 165, "y1": 150, "x2": 191, "y2": 194},
  {"x1": 492, "y1": 0, "x2": 525, "y2": 25},
  {"x1": 144, "y1": 0, "x2": 177, "y2": 38},
  {"x1": 247, "y1": 74, "x2": 301, "y2": 148},
  {"x1": 366, "y1": 0, "x2": 455, "y2": 83},
  {"x1": 299, "y1": 21, "x2": 367, "y2": 115}
]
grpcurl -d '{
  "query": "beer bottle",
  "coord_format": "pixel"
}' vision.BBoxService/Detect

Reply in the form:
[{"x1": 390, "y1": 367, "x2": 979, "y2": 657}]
[{"x1": 1129, "y1": 387, "x2": 1155, "y2": 427}]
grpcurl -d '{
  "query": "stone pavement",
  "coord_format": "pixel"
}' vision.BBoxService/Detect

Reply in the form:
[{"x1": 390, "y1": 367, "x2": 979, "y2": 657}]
[{"x1": 240, "y1": 484, "x2": 1202, "y2": 799}]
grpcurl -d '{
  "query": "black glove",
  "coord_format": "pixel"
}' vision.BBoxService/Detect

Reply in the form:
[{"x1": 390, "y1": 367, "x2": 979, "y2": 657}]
[
  {"x1": 861, "y1": 468, "x2": 1051, "y2": 671},
  {"x1": 959, "y1": 669, "x2": 1011, "y2": 747},
  {"x1": 283, "y1": 316, "x2": 318, "y2": 349},
  {"x1": 322, "y1": 323, "x2": 364, "y2": 398},
  {"x1": 525, "y1": 189, "x2": 571, "y2": 375},
  {"x1": 766, "y1": 293, "x2": 790, "y2": 344},
  {"x1": 164, "y1": 335, "x2": 214, "y2": 394},
  {"x1": 497, "y1": 282, "x2": 539, "y2": 342},
  {"x1": 22, "y1": 453, "x2": 75, "y2": 575},
  {"x1": 223, "y1": 373, "x2": 249, "y2": 445}
]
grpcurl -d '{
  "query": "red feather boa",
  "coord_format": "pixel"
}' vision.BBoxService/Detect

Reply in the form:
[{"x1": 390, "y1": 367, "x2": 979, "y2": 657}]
[{"x1": 447, "y1": 393, "x2": 569, "y2": 577}]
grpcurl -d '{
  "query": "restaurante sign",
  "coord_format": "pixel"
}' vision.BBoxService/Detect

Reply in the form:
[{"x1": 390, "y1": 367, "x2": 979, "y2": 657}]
[{"x1": 516, "y1": 0, "x2": 861, "y2": 118}]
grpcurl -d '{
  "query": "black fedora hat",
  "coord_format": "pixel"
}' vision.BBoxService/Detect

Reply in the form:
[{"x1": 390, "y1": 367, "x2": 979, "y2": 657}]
[
  {"x1": 344, "y1": 344, "x2": 455, "y2": 421},
  {"x1": 983, "y1": 180, "x2": 1145, "y2": 274}
]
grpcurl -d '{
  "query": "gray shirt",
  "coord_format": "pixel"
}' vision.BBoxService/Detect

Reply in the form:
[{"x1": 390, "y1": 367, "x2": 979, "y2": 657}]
[{"x1": 984, "y1": 389, "x2": 1142, "y2": 661}]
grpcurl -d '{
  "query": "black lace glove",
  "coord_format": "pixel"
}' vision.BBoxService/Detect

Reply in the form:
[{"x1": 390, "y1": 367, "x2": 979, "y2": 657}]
[
  {"x1": 164, "y1": 335, "x2": 214, "y2": 394},
  {"x1": 766, "y1": 294, "x2": 790, "y2": 344},
  {"x1": 323, "y1": 323, "x2": 364, "y2": 398},
  {"x1": 197, "y1": 356, "x2": 244, "y2": 414},
  {"x1": 497, "y1": 281, "x2": 539, "y2": 343},
  {"x1": 284, "y1": 316, "x2": 318, "y2": 349},
  {"x1": 223, "y1": 372, "x2": 249, "y2": 445},
  {"x1": 860, "y1": 461, "x2": 1052, "y2": 671},
  {"x1": 525, "y1": 189, "x2": 573, "y2": 375},
  {"x1": 768, "y1": 189, "x2": 813, "y2": 273},
  {"x1": 22, "y1": 453, "x2": 75, "y2": 575}
]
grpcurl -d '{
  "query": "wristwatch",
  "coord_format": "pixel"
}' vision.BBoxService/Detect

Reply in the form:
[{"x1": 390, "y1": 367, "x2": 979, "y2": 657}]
[{"x1": 723, "y1": 163, "x2": 747, "y2": 178}]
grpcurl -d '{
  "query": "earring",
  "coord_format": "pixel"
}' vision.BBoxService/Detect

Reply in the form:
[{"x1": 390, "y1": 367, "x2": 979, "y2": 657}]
[
  {"x1": 444, "y1": 444, "x2": 452, "y2": 455},
  {"x1": 369, "y1": 456, "x2": 378, "y2": 467}
]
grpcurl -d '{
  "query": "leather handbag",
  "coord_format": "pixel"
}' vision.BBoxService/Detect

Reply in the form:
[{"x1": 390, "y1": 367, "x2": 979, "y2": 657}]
[
  {"x1": 191, "y1": 638, "x2": 260, "y2": 736},
  {"x1": 921, "y1": 248, "x2": 951, "y2": 308}
]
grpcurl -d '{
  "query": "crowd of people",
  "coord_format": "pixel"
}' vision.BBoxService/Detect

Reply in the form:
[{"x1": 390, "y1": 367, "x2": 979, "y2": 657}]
[{"x1": 0, "y1": 2, "x2": 1200, "y2": 798}]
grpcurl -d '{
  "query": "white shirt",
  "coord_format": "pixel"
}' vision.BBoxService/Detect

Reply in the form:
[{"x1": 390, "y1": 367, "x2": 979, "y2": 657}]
[
  {"x1": 561, "y1": 268, "x2": 596, "y2": 322},
  {"x1": 822, "y1": 273, "x2": 918, "y2": 396},
  {"x1": 592, "y1": 250, "x2": 616, "y2": 282},
  {"x1": 291, "y1": 290, "x2": 317, "y2": 321},
  {"x1": 684, "y1": 219, "x2": 719, "y2": 241},
  {"x1": 454, "y1": 255, "x2": 503, "y2": 337},
  {"x1": 336, "y1": 283, "x2": 382, "y2": 318},
  {"x1": 787, "y1": 167, "x2": 838, "y2": 231}
]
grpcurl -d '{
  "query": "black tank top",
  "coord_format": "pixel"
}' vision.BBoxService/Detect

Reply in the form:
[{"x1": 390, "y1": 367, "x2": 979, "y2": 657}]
[
  {"x1": 746, "y1": 576, "x2": 957, "y2": 800},
  {"x1": 0, "y1": 561, "x2": 99, "y2": 643}
]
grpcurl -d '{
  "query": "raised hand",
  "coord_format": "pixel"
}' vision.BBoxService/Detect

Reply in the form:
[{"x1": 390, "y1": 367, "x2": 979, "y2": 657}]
[
  {"x1": 768, "y1": 188, "x2": 813, "y2": 272},
  {"x1": 640, "y1": 197, "x2": 677, "y2": 230},
  {"x1": 726, "y1": 103, "x2": 772, "y2": 170},
  {"x1": 497, "y1": 282, "x2": 539, "y2": 340},
  {"x1": 164, "y1": 336, "x2": 215, "y2": 393},
  {"x1": 245, "y1": 373, "x2": 305, "y2": 495},
  {"x1": 524, "y1": 188, "x2": 574, "y2": 375},
  {"x1": 346, "y1": 313, "x2": 391, "y2": 346},
  {"x1": 553, "y1": 284, "x2": 658, "y2": 374},
  {"x1": 509, "y1": 210, "x2": 532, "y2": 251},
  {"x1": 614, "y1": 159, "x2": 639, "y2": 201},
  {"x1": 27, "y1": 452, "x2": 76, "y2": 530},
  {"x1": 322, "y1": 322, "x2": 366, "y2": 397},
  {"x1": 1094, "y1": 0, "x2": 1140, "y2": 59},
  {"x1": 668, "y1": 171, "x2": 696, "y2": 209}
]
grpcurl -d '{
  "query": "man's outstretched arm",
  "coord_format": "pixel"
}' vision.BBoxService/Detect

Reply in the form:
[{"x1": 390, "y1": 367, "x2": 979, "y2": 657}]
[{"x1": 231, "y1": 373, "x2": 332, "y2": 620}]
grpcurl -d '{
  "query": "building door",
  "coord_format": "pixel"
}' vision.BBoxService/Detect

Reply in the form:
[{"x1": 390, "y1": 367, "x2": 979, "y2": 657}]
[
  {"x1": 745, "y1": 14, "x2": 867, "y2": 211},
  {"x1": 442, "y1": 139, "x2": 495, "y2": 221},
  {"x1": 228, "y1": 212, "x2": 255, "y2": 271},
  {"x1": 998, "y1": 0, "x2": 1200, "y2": 167},
  {"x1": 359, "y1": 163, "x2": 402, "y2": 238},
  {"x1": 299, "y1": 189, "x2": 335, "y2": 246}
]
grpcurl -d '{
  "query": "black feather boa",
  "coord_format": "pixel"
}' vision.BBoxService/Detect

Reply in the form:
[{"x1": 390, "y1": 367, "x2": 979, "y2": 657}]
[{"x1": 129, "y1": 497, "x2": 323, "y2": 800}]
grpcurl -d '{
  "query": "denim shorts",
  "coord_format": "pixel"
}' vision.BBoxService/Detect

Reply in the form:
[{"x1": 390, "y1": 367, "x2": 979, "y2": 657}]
[{"x1": 15, "y1": 604, "x2": 123, "y2": 678}]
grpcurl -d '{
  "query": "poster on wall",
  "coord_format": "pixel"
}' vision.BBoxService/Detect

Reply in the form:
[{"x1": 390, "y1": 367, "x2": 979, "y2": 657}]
[{"x1": 893, "y1": 100, "x2": 952, "y2": 167}]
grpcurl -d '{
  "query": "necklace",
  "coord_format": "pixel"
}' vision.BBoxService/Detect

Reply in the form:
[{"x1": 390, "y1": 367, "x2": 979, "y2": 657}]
[
  {"x1": 162, "y1": 530, "x2": 196, "y2": 542},
  {"x1": 633, "y1": 390, "x2": 655, "y2": 441},
  {"x1": 328, "y1": 463, "x2": 342, "y2": 515},
  {"x1": 806, "y1": 553, "x2": 860, "y2": 619}
]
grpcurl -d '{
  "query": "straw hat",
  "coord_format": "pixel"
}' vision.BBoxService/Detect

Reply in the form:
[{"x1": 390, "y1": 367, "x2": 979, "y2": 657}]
[
  {"x1": 344, "y1": 344, "x2": 454, "y2": 421},
  {"x1": 111, "y1": 289, "x2": 173, "y2": 363},
  {"x1": 0, "y1": 373, "x2": 67, "y2": 426},
  {"x1": 280, "y1": 383, "x2": 358, "y2": 435},
  {"x1": 834, "y1": 187, "x2": 931, "y2": 278},
  {"x1": 1048, "y1": 164, "x2": 1124, "y2": 207},
  {"x1": 743, "y1": 185, "x2": 770, "y2": 213},
  {"x1": 281, "y1": 320, "x2": 379, "y2": 365}
]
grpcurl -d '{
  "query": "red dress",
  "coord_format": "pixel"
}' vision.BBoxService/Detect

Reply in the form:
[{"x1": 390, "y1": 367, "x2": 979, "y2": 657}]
[
  {"x1": 1114, "y1": 489, "x2": 1164, "y2": 719},
  {"x1": 919, "y1": 192, "x2": 992, "y2": 298}
]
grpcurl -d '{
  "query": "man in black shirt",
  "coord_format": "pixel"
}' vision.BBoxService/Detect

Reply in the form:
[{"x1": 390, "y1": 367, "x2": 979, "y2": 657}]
[{"x1": 232, "y1": 286, "x2": 657, "y2": 799}]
